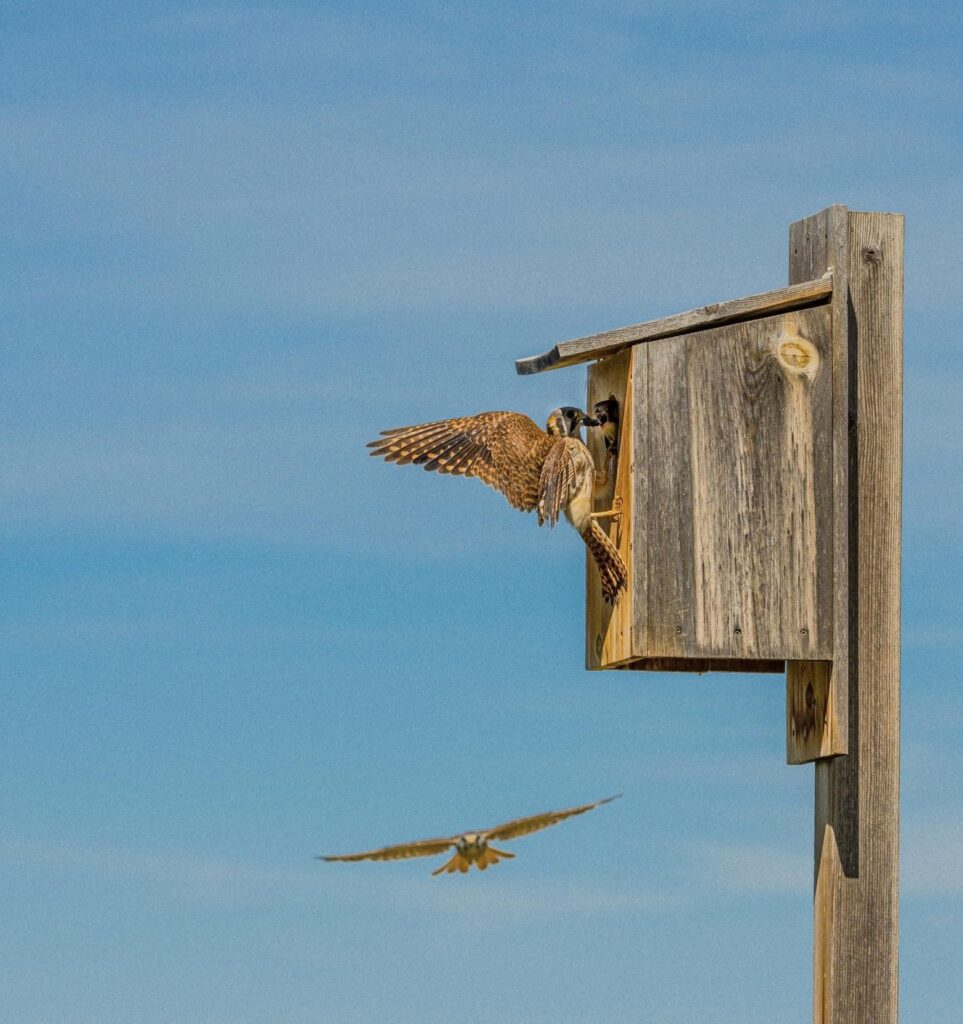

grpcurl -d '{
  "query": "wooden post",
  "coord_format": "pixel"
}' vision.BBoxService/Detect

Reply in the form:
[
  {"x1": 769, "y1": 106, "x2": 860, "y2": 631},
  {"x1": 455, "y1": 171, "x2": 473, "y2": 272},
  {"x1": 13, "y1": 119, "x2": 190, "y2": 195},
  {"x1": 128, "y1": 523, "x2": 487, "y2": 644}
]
[{"x1": 790, "y1": 208, "x2": 903, "y2": 1023}]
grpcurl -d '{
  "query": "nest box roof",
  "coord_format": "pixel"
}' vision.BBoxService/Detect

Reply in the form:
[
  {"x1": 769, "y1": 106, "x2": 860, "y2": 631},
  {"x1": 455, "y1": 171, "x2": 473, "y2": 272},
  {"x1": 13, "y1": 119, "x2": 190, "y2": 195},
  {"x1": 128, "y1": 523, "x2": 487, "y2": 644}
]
[{"x1": 514, "y1": 272, "x2": 833, "y2": 375}]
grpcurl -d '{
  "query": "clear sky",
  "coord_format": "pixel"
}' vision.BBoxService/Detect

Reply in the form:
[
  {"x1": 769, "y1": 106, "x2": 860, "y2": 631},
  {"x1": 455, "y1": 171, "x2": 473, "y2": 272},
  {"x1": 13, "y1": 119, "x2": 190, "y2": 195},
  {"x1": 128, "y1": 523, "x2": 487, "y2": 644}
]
[{"x1": 2, "y1": 3, "x2": 961, "y2": 1022}]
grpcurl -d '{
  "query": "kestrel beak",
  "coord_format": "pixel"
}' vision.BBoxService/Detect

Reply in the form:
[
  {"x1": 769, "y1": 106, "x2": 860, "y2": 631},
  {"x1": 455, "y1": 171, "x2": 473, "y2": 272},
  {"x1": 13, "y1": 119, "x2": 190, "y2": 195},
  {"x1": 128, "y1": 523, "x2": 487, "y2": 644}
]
[{"x1": 580, "y1": 414, "x2": 600, "y2": 427}]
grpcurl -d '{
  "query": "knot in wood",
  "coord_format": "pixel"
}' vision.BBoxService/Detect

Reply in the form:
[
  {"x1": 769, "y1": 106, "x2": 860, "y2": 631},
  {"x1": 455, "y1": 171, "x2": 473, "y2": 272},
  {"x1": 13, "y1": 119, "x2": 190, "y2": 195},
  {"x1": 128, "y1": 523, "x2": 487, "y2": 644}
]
[
  {"x1": 863, "y1": 244, "x2": 883, "y2": 264},
  {"x1": 777, "y1": 335, "x2": 819, "y2": 379}
]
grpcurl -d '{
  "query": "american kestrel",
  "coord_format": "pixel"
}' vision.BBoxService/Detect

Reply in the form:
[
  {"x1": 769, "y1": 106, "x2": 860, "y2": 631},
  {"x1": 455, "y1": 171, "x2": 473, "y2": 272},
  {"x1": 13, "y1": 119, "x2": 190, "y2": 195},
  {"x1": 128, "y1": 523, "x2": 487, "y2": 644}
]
[
  {"x1": 321, "y1": 795, "x2": 620, "y2": 876},
  {"x1": 367, "y1": 407, "x2": 627, "y2": 603}
]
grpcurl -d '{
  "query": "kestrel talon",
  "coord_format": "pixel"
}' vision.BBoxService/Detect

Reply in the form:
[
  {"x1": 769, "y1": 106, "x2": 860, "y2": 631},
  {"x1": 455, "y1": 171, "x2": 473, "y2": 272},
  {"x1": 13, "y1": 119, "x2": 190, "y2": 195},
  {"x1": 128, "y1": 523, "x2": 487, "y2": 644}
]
[
  {"x1": 366, "y1": 407, "x2": 627, "y2": 603},
  {"x1": 321, "y1": 795, "x2": 620, "y2": 876}
]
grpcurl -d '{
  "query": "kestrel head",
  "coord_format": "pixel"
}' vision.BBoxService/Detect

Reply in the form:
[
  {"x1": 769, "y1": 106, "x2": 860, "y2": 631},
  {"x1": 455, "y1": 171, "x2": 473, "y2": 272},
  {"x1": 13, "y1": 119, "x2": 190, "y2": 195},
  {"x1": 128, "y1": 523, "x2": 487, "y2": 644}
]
[
  {"x1": 546, "y1": 407, "x2": 599, "y2": 438},
  {"x1": 457, "y1": 833, "x2": 483, "y2": 853}
]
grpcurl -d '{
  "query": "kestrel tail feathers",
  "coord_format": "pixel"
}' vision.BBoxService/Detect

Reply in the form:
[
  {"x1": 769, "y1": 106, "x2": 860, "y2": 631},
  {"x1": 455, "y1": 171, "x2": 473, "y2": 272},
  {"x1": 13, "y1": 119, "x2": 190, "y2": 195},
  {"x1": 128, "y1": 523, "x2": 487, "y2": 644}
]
[
  {"x1": 582, "y1": 520, "x2": 627, "y2": 604},
  {"x1": 432, "y1": 845, "x2": 515, "y2": 876}
]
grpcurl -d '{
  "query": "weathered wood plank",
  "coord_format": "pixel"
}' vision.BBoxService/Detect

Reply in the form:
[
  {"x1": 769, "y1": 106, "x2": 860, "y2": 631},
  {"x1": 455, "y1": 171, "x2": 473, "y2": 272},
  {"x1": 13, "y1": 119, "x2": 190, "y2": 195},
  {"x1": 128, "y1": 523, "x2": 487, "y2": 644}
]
[
  {"x1": 690, "y1": 307, "x2": 830, "y2": 659},
  {"x1": 788, "y1": 204, "x2": 849, "y2": 755},
  {"x1": 638, "y1": 306, "x2": 832, "y2": 662},
  {"x1": 515, "y1": 273, "x2": 833, "y2": 375},
  {"x1": 787, "y1": 660, "x2": 839, "y2": 763},
  {"x1": 585, "y1": 348, "x2": 634, "y2": 669},
  {"x1": 644, "y1": 336, "x2": 695, "y2": 657},
  {"x1": 628, "y1": 345, "x2": 649, "y2": 662},
  {"x1": 810, "y1": 210, "x2": 903, "y2": 1024}
]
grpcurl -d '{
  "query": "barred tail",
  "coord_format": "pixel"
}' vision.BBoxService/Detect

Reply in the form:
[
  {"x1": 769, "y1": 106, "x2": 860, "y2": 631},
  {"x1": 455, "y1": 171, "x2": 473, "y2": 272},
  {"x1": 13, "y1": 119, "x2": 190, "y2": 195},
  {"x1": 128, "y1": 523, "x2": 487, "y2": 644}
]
[{"x1": 581, "y1": 520, "x2": 627, "y2": 604}]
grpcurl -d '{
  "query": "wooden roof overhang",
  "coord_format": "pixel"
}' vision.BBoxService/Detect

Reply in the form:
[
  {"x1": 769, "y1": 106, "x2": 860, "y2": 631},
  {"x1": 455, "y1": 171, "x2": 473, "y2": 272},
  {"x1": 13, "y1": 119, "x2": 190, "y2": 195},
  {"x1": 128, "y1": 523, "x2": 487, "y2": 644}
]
[{"x1": 514, "y1": 272, "x2": 833, "y2": 375}]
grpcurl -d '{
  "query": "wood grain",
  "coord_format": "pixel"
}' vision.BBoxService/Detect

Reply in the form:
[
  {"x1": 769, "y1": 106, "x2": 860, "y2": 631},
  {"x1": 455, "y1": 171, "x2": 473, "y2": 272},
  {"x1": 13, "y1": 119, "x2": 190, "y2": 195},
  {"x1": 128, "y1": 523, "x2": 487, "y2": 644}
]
[
  {"x1": 641, "y1": 305, "x2": 833, "y2": 662},
  {"x1": 787, "y1": 660, "x2": 838, "y2": 763},
  {"x1": 585, "y1": 348, "x2": 634, "y2": 669},
  {"x1": 804, "y1": 210, "x2": 903, "y2": 1024},
  {"x1": 515, "y1": 274, "x2": 833, "y2": 375},
  {"x1": 788, "y1": 204, "x2": 850, "y2": 753},
  {"x1": 643, "y1": 335, "x2": 695, "y2": 658}
]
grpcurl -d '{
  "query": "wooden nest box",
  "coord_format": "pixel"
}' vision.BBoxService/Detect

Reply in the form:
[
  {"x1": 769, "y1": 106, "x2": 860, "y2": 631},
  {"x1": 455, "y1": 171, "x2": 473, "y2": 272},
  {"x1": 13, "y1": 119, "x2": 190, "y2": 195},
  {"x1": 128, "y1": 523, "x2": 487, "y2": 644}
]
[
  {"x1": 515, "y1": 206, "x2": 885, "y2": 724},
  {"x1": 519, "y1": 270, "x2": 836, "y2": 676}
]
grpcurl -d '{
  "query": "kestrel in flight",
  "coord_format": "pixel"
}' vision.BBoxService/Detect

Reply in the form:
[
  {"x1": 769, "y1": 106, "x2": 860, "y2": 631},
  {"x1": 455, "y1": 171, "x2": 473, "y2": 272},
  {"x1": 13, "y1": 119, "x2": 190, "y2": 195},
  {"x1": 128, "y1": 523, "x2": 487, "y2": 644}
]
[
  {"x1": 321, "y1": 795, "x2": 620, "y2": 876},
  {"x1": 367, "y1": 407, "x2": 627, "y2": 603}
]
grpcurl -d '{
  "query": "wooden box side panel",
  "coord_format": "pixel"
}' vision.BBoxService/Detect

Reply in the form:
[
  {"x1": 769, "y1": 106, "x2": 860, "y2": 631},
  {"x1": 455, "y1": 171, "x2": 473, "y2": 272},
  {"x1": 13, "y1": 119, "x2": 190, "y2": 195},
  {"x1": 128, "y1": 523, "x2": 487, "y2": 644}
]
[
  {"x1": 787, "y1": 203, "x2": 850, "y2": 760},
  {"x1": 639, "y1": 304, "x2": 834, "y2": 662},
  {"x1": 585, "y1": 348, "x2": 635, "y2": 669}
]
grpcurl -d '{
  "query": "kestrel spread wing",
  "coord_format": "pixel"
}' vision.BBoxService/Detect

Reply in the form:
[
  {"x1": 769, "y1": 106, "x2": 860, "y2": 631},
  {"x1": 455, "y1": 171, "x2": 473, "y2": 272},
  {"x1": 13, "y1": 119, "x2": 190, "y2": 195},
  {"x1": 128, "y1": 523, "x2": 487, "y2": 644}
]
[
  {"x1": 367, "y1": 411, "x2": 566, "y2": 514},
  {"x1": 482, "y1": 794, "x2": 621, "y2": 842},
  {"x1": 322, "y1": 796, "x2": 620, "y2": 875},
  {"x1": 320, "y1": 836, "x2": 455, "y2": 864}
]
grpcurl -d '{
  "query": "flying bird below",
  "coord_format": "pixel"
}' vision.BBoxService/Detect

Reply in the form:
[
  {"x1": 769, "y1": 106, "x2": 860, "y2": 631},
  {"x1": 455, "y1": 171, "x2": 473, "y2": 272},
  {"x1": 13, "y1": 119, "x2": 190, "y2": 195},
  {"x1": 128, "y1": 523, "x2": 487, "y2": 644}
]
[
  {"x1": 367, "y1": 407, "x2": 627, "y2": 603},
  {"x1": 321, "y1": 794, "x2": 620, "y2": 876}
]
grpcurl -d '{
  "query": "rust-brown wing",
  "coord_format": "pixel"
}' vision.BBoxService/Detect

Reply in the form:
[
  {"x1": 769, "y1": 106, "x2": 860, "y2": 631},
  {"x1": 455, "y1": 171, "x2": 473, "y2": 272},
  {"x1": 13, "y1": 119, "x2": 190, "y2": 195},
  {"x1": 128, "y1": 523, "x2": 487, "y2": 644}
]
[
  {"x1": 320, "y1": 835, "x2": 455, "y2": 863},
  {"x1": 482, "y1": 795, "x2": 620, "y2": 843},
  {"x1": 367, "y1": 411, "x2": 554, "y2": 512},
  {"x1": 537, "y1": 438, "x2": 580, "y2": 527}
]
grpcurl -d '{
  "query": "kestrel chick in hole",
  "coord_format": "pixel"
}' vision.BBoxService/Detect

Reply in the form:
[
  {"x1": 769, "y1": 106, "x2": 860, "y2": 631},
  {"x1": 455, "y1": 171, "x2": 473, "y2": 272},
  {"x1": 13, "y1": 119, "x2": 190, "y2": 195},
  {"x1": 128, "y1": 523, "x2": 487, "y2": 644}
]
[{"x1": 592, "y1": 395, "x2": 620, "y2": 486}]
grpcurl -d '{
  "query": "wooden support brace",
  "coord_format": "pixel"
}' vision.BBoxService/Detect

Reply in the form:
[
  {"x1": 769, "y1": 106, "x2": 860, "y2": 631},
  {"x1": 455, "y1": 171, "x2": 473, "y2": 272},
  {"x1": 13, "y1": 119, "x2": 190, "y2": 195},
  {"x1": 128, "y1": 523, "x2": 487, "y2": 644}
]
[{"x1": 787, "y1": 661, "x2": 839, "y2": 764}]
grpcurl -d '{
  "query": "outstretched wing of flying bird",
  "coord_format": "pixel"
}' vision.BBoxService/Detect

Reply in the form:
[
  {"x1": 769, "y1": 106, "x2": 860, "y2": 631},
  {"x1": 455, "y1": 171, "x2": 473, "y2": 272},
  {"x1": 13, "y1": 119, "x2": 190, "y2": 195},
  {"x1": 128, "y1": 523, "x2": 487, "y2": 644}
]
[
  {"x1": 482, "y1": 794, "x2": 621, "y2": 842},
  {"x1": 367, "y1": 411, "x2": 560, "y2": 513},
  {"x1": 369, "y1": 409, "x2": 626, "y2": 603},
  {"x1": 481, "y1": 794, "x2": 622, "y2": 843},
  {"x1": 322, "y1": 796, "x2": 620, "y2": 873},
  {"x1": 320, "y1": 836, "x2": 455, "y2": 863}
]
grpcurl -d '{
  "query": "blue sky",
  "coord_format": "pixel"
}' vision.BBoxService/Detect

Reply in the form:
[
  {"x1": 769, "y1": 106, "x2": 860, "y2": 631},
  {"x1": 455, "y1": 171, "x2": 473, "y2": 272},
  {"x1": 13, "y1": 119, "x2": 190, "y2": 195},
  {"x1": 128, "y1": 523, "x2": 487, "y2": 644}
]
[{"x1": 2, "y1": 3, "x2": 961, "y2": 1022}]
